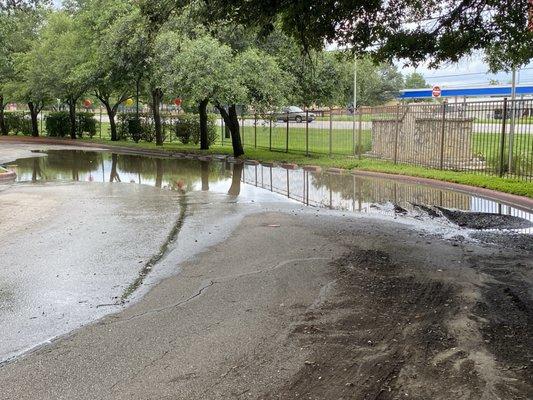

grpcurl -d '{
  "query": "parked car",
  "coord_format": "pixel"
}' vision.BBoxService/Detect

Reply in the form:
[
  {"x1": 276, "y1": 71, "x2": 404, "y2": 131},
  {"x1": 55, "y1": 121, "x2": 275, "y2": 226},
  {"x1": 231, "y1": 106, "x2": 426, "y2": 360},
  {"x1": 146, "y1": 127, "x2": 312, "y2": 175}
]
[
  {"x1": 276, "y1": 106, "x2": 316, "y2": 123},
  {"x1": 493, "y1": 106, "x2": 528, "y2": 120}
]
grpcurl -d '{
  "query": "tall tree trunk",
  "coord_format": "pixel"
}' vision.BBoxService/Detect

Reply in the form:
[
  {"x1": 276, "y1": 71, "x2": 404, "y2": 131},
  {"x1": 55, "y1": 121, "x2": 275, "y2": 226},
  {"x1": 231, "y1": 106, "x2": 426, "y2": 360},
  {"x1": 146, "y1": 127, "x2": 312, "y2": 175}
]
[
  {"x1": 67, "y1": 100, "x2": 77, "y2": 139},
  {"x1": 216, "y1": 104, "x2": 244, "y2": 157},
  {"x1": 0, "y1": 95, "x2": 7, "y2": 135},
  {"x1": 152, "y1": 88, "x2": 163, "y2": 146},
  {"x1": 28, "y1": 102, "x2": 39, "y2": 137},
  {"x1": 102, "y1": 101, "x2": 117, "y2": 141},
  {"x1": 198, "y1": 98, "x2": 209, "y2": 150}
]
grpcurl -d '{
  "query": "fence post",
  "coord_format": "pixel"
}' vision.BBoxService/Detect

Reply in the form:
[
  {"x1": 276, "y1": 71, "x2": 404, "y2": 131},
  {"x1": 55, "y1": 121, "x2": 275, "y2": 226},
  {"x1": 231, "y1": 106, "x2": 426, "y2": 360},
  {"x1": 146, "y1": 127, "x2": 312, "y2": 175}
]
[
  {"x1": 221, "y1": 115, "x2": 224, "y2": 146},
  {"x1": 329, "y1": 107, "x2": 333, "y2": 156},
  {"x1": 499, "y1": 98, "x2": 508, "y2": 177},
  {"x1": 393, "y1": 105, "x2": 400, "y2": 164},
  {"x1": 357, "y1": 108, "x2": 363, "y2": 159},
  {"x1": 352, "y1": 106, "x2": 356, "y2": 156},
  {"x1": 241, "y1": 114, "x2": 245, "y2": 147},
  {"x1": 439, "y1": 103, "x2": 446, "y2": 169},
  {"x1": 305, "y1": 110, "x2": 309, "y2": 156},
  {"x1": 285, "y1": 111, "x2": 289, "y2": 153},
  {"x1": 254, "y1": 114, "x2": 257, "y2": 148},
  {"x1": 269, "y1": 117, "x2": 272, "y2": 151},
  {"x1": 99, "y1": 106, "x2": 102, "y2": 139}
]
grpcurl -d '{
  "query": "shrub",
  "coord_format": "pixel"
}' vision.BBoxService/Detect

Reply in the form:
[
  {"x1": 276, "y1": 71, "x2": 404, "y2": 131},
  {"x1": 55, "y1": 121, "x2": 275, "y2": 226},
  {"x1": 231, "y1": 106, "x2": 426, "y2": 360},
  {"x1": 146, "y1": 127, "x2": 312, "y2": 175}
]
[
  {"x1": 117, "y1": 113, "x2": 157, "y2": 143},
  {"x1": 175, "y1": 113, "x2": 217, "y2": 146},
  {"x1": 45, "y1": 112, "x2": 70, "y2": 137},
  {"x1": 77, "y1": 113, "x2": 97, "y2": 138},
  {"x1": 45, "y1": 112, "x2": 97, "y2": 138},
  {"x1": 4, "y1": 112, "x2": 32, "y2": 135}
]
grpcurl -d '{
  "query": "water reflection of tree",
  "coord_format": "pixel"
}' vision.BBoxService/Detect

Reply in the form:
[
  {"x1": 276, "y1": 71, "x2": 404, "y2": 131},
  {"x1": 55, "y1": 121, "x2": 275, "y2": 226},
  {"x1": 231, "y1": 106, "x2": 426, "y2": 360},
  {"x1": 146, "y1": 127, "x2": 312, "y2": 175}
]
[
  {"x1": 31, "y1": 158, "x2": 42, "y2": 182},
  {"x1": 200, "y1": 161, "x2": 209, "y2": 191},
  {"x1": 110, "y1": 154, "x2": 121, "y2": 182},
  {"x1": 14, "y1": 151, "x2": 100, "y2": 182},
  {"x1": 310, "y1": 173, "x2": 377, "y2": 203},
  {"x1": 115, "y1": 155, "x2": 228, "y2": 191},
  {"x1": 228, "y1": 163, "x2": 243, "y2": 196},
  {"x1": 155, "y1": 158, "x2": 163, "y2": 188}
]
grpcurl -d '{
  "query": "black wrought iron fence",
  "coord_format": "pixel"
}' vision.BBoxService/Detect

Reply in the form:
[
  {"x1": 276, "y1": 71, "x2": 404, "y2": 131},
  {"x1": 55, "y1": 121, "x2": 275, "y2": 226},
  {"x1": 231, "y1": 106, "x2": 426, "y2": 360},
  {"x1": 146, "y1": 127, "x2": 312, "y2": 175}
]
[
  {"x1": 218, "y1": 99, "x2": 533, "y2": 181},
  {"x1": 4, "y1": 98, "x2": 532, "y2": 181}
]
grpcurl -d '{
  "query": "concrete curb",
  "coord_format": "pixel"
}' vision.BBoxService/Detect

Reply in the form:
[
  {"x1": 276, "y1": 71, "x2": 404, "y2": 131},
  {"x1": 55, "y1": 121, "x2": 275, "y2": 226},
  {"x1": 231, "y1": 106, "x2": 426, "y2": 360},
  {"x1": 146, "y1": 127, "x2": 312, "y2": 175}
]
[
  {"x1": 0, "y1": 168, "x2": 16, "y2": 183},
  {"x1": 1, "y1": 136, "x2": 531, "y2": 209}
]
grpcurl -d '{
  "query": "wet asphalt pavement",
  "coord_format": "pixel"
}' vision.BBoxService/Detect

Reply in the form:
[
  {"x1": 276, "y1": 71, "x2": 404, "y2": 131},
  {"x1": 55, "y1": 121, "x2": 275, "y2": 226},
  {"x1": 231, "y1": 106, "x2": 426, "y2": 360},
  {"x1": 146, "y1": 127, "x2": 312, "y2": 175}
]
[{"x1": 0, "y1": 142, "x2": 532, "y2": 399}]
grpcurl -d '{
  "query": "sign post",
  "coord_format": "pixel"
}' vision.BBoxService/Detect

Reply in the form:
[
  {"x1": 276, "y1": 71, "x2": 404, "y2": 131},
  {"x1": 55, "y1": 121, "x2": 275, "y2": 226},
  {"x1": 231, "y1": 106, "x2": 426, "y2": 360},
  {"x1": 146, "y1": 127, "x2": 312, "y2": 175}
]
[{"x1": 432, "y1": 86, "x2": 442, "y2": 98}]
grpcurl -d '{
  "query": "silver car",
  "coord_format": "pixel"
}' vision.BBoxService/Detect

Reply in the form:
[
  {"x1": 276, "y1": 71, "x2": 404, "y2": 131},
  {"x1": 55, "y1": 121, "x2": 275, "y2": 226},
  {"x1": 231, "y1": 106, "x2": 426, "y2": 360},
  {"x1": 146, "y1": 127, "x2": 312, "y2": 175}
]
[{"x1": 277, "y1": 106, "x2": 316, "y2": 123}]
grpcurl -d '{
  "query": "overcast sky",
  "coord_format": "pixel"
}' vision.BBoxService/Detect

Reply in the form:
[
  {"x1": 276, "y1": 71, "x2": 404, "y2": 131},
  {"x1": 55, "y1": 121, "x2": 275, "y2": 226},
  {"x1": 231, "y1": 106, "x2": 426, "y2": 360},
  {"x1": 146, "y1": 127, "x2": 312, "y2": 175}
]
[{"x1": 400, "y1": 56, "x2": 533, "y2": 88}]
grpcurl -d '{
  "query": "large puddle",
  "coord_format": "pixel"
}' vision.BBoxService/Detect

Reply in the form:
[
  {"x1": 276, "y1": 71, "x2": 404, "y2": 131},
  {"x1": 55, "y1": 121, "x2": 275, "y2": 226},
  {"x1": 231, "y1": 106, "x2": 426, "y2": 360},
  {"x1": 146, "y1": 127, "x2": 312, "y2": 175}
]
[{"x1": 6, "y1": 149, "x2": 533, "y2": 233}]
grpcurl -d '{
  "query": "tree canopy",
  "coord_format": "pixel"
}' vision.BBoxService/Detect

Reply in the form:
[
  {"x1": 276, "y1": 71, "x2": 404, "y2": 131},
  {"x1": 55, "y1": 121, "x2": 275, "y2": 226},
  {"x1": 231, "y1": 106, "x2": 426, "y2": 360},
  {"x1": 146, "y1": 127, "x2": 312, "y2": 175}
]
[{"x1": 203, "y1": 0, "x2": 532, "y2": 71}]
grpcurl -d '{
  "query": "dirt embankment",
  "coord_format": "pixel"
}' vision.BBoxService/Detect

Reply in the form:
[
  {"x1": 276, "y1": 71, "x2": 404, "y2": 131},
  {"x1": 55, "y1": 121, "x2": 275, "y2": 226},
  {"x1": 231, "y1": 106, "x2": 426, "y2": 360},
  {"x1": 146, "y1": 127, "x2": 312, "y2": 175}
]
[{"x1": 264, "y1": 235, "x2": 532, "y2": 399}]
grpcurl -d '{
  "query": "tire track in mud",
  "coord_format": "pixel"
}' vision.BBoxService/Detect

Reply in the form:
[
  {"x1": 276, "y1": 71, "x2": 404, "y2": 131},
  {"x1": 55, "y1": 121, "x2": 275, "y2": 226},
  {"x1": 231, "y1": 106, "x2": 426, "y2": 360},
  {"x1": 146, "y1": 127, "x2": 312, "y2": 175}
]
[
  {"x1": 467, "y1": 253, "x2": 533, "y2": 398},
  {"x1": 264, "y1": 246, "x2": 532, "y2": 400}
]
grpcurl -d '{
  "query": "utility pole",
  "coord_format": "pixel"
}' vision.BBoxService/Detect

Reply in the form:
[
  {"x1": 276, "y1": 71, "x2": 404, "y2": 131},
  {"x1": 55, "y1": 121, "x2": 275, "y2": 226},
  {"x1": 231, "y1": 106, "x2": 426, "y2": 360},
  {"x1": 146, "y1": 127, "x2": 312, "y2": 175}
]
[{"x1": 508, "y1": 68, "x2": 517, "y2": 171}]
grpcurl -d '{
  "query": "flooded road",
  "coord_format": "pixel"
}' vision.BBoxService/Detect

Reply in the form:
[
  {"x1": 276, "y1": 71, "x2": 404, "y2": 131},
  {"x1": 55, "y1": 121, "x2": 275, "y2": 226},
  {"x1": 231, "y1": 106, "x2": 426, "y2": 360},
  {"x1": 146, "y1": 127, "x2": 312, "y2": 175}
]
[
  {"x1": 8, "y1": 149, "x2": 533, "y2": 232},
  {"x1": 0, "y1": 144, "x2": 532, "y2": 399}
]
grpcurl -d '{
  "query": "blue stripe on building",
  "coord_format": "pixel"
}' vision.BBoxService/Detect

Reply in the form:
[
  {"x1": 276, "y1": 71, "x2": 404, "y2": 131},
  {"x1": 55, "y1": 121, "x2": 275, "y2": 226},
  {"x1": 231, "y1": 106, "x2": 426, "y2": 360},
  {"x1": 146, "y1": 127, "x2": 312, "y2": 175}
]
[{"x1": 400, "y1": 85, "x2": 533, "y2": 99}]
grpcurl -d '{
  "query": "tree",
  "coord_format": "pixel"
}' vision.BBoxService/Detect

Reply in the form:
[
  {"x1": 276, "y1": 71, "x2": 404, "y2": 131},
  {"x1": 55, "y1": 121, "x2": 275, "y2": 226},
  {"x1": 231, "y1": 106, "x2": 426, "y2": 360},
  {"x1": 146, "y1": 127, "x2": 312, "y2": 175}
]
[
  {"x1": 404, "y1": 72, "x2": 428, "y2": 89},
  {"x1": 136, "y1": 0, "x2": 182, "y2": 146},
  {"x1": 203, "y1": 0, "x2": 532, "y2": 71},
  {"x1": 5, "y1": 48, "x2": 50, "y2": 136},
  {"x1": 0, "y1": 0, "x2": 50, "y2": 135},
  {"x1": 216, "y1": 47, "x2": 287, "y2": 156},
  {"x1": 30, "y1": 11, "x2": 91, "y2": 139},
  {"x1": 77, "y1": 0, "x2": 135, "y2": 141},
  {"x1": 334, "y1": 56, "x2": 404, "y2": 106},
  {"x1": 160, "y1": 34, "x2": 238, "y2": 150}
]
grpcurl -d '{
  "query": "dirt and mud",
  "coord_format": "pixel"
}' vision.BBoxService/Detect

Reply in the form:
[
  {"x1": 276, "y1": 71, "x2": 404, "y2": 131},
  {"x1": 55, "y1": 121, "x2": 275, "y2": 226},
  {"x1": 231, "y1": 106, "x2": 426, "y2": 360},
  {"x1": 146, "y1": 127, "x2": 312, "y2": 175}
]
[{"x1": 265, "y1": 242, "x2": 532, "y2": 399}]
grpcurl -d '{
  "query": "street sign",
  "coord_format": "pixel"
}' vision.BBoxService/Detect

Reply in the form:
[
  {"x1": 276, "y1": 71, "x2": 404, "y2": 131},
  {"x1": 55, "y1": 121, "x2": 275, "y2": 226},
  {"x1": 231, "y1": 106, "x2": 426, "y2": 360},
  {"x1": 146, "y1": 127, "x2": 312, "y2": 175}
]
[
  {"x1": 432, "y1": 86, "x2": 441, "y2": 98},
  {"x1": 173, "y1": 98, "x2": 182, "y2": 107}
]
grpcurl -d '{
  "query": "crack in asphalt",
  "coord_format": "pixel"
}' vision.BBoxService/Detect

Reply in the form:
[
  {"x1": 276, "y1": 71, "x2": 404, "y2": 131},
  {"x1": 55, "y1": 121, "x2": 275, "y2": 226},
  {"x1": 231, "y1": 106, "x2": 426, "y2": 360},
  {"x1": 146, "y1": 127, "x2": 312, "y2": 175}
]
[{"x1": 109, "y1": 257, "x2": 330, "y2": 325}]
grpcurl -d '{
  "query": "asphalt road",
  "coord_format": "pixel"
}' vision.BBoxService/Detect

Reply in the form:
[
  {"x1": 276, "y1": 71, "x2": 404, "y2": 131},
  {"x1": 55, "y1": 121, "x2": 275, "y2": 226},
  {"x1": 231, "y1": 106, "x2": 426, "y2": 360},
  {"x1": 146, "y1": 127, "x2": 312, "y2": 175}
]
[
  {"x1": 0, "y1": 142, "x2": 531, "y2": 399},
  {"x1": 91, "y1": 113, "x2": 532, "y2": 133}
]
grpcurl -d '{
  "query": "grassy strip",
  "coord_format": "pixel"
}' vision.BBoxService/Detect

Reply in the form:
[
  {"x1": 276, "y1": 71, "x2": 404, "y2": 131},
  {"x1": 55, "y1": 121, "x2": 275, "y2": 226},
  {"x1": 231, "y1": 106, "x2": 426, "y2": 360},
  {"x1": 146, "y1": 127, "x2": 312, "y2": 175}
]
[{"x1": 81, "y1": 137, "x2": 532, "y2": 198}]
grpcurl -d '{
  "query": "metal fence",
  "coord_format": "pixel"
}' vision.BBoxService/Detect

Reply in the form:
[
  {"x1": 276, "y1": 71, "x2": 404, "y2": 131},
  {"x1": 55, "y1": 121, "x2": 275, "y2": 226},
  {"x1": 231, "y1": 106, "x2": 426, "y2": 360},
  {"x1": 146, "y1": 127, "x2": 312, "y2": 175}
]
[
  {"x1": 219, "y1": 99, "x2": 533, "y2": 181},
  {"x1": 4, "y1": 98, "x2": 533, "y2": 181}
]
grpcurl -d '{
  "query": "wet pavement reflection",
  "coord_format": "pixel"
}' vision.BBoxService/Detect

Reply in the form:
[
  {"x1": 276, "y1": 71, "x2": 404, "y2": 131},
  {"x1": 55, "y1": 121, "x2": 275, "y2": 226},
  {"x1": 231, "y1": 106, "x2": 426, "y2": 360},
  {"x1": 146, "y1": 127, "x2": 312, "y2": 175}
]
[{"x1": 7, "y1": 149, "x2": 533, "y2": 233}]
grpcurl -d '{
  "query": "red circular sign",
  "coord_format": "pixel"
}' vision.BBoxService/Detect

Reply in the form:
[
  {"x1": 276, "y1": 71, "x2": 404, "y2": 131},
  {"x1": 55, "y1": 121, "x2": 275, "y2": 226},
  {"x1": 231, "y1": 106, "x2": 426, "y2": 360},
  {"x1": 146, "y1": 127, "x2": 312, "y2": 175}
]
[
  {"x1": 173, "y1": 98, "x2": 182, "y2": 106},
  {"x1": 83, "y1": 99, "x2": 93, "y2": 108},
  {"x1": 432, "y1": 86, "x2": 441, "y2": 98}
]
